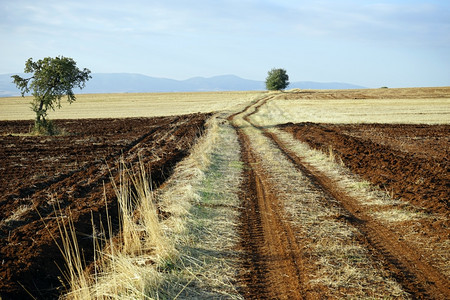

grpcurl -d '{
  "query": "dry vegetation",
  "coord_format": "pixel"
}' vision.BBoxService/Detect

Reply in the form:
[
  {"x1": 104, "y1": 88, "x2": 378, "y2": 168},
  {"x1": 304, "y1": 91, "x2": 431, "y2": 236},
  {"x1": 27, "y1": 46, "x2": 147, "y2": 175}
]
[{"x1": 1, "y1": 87, "x2": 449, "y2": 299}]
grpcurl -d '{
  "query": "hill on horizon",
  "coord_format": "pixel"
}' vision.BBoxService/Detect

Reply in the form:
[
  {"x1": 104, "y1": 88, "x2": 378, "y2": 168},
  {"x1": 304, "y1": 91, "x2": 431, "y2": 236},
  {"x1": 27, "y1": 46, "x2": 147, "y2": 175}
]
[{"x1": 0, "y1": 73, "x2": 367, "y2": 97}]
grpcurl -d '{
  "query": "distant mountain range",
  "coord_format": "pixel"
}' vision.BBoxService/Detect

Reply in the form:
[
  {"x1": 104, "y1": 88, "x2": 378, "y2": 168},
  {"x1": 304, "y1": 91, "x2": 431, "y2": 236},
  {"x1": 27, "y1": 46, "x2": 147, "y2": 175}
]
[{"x1": 0, "y1": 73, "x2": 366, "y2": 97}]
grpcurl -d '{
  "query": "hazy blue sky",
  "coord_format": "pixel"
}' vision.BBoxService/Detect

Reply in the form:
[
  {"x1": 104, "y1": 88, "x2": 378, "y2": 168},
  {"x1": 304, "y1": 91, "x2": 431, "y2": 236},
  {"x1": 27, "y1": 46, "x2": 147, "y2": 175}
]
[{"x1": 1, "y1": 0, "x2": 449, "y2": 88}]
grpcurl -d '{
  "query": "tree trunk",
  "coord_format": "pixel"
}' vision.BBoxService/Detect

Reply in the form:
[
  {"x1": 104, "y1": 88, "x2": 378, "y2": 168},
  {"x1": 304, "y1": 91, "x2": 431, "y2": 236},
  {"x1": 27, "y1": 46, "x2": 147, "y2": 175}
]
[{"x1": 34, "y1": 99, "x2": 47, "y2": 133}]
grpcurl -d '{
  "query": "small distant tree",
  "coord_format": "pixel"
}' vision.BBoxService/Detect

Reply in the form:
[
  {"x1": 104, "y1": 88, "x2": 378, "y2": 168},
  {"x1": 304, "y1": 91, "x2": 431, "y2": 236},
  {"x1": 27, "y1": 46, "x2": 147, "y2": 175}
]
[
  {"x1": 12, "y1": 56, "x2": 91, "y2": 135},
  {"x1": 265, "y1": 68, "x2": 289, "y2": 91}
]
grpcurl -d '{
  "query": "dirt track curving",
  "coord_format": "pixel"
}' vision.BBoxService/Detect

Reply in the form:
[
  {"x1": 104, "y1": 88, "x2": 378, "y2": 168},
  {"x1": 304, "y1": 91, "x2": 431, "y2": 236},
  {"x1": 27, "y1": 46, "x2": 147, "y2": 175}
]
[
  {"x1": 234, "y1": 127, "x2": 307, "y2": 299},
  {"x1": 0, "y1": 114, "x2": 210, "y2": 299},
  {"x1": 231, "y1": 95, "x2": 449, "y2": 299},
  {"x1": 230, "y1": 97, "x2": 322, "y2": 298}
]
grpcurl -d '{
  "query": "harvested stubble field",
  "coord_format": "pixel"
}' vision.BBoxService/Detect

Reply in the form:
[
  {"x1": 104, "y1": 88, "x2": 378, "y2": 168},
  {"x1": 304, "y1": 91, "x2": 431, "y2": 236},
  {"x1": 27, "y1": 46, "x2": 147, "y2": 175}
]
[
  {"x1": 0, "y1": 87, "x2": 449, "y2": 299},
  {"x1": 0, "y1": 91, "x2": 259, "y2": 120}
]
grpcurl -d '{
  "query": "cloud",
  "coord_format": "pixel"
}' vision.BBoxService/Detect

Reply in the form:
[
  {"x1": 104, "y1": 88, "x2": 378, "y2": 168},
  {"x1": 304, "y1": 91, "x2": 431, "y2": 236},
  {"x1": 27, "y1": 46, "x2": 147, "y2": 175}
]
[
  {"x1": 3, "y1": 0, "x2": 448, "y2": 46},
  {"x1": 1, "y1": 0, "x2": 449, "y2": 87},
  {"x1": 286, "y1": 1, "x2": 450, "y2": 46}
]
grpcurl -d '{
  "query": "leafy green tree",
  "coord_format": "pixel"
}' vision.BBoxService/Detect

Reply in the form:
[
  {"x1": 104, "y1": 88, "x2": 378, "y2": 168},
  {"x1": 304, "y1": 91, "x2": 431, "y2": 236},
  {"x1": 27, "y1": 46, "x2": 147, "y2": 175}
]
[
  {"x1": 265, "y1": 68, "x2": 289, "y2": 91},
  {"x1": 12, "y1": 56, "x2": 91, "y2": 135}
]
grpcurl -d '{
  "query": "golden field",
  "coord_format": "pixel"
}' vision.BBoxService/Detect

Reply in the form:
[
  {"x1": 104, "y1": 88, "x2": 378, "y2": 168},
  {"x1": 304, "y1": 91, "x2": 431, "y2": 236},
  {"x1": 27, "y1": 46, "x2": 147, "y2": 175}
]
[
  {"x1": 0, "y1": 91, "x2": 263, "y2": 120},
  {"x1": 0, "y1": 87, "x2": 448, "y2": 123}
]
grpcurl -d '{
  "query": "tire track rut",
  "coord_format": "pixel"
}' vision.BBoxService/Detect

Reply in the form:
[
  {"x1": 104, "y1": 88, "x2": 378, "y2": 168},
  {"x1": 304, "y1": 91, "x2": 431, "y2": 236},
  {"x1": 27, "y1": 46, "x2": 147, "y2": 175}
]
[
  {"x1": 236, "y1": 128, "x2": 307, "y2": 299},
  {"x1": 231, "y1": 96, "x2": 311, "y2": 299}
]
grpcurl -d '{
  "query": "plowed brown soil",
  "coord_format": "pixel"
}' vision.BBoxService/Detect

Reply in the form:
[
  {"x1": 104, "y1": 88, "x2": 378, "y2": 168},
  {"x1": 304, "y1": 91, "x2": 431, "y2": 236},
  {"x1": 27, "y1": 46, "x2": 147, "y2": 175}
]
[
  {"x1": 266, "y1": 130, "x2": 449, "y2": 299},
  {"x1": 280, "y1": 123, "x2": 449, "y2": 216},
  {"x1": 274, "y1": 123, "x2": 449, "y2": 299},
  {"x1": 0, "y1": 114, "x2": 211, "y2": 299}
]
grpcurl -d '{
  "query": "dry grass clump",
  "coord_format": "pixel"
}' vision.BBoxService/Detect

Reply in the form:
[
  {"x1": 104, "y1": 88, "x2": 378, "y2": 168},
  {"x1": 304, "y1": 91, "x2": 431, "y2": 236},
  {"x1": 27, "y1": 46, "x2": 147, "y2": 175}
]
[
  {"x1": 56, "y1": 162, "x2": 174, "y2": 300},
  {"x1": 0, "y1": 204, "x2": 33, "y2": 228},
  {"x1": 372, "y1": 209, "x2": 428, "y2": 223}
]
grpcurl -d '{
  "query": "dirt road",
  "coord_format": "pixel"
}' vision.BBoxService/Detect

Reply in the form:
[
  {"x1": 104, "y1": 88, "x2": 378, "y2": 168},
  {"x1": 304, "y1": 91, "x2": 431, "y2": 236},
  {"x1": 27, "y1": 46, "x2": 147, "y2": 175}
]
[
  {"x1": 235, "y1": 126, "x2": 307, "y2": 299},
  {"x1": 231, "y1": 95, "x2": 449, "y2": 299}
]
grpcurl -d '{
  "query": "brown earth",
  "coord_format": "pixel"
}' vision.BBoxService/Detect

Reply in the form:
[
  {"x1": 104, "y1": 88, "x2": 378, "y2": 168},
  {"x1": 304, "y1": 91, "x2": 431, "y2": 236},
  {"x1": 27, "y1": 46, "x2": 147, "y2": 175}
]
[
  {"x1": 268, "y1": 128, "x2": 449, "y2": 299},
  {"x1": 0, "y1": 114, "x2": 211, "y2": 299},
  {"x1": 275, "y1": 123, "x2": 450, "y2": 299},
  {"x1": 279, "y1": 123, "x2": 449, "y2": 216}
]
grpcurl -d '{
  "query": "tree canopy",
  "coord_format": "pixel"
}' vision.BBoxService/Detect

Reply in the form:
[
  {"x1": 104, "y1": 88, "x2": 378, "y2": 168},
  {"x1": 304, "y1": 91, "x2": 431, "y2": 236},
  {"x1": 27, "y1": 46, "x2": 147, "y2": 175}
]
[
  {"x1": 265, "y1": 68, "x2": 289, "y2": 91},
  {"x1": 12, "y1": 56, "x2": 91, "y2": 134}
]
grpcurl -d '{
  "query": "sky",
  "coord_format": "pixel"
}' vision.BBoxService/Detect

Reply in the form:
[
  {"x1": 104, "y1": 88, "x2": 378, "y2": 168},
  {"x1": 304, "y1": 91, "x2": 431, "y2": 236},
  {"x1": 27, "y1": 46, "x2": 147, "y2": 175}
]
[{"x1": 0, "y1": 0, "x2": 449, "y2": 88}]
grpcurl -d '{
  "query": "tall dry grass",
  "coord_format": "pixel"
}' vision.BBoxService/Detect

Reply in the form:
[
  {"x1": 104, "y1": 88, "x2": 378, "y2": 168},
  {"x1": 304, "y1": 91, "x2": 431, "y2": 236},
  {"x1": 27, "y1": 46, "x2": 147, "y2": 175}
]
[{"x1": 55, "y1": 161, "x2": 173, "y2": 300}]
